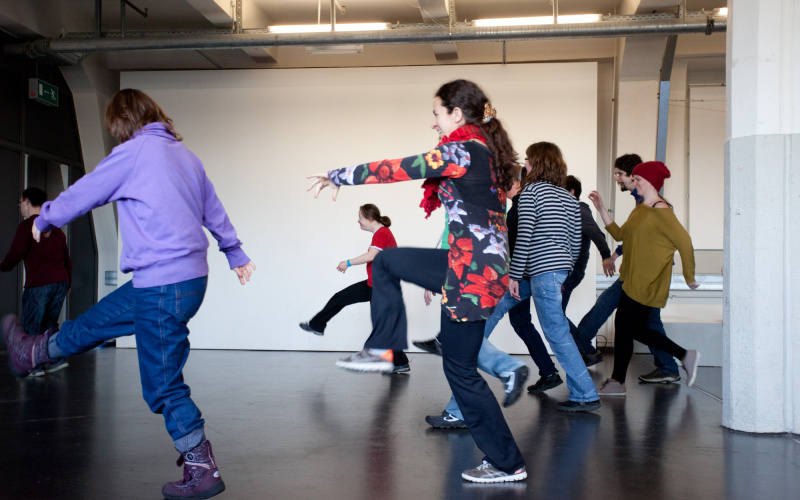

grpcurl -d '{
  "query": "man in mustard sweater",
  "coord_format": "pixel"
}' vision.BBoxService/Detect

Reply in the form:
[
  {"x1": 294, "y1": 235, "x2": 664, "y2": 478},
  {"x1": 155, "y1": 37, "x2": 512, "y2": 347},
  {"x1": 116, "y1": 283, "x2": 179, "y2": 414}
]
[{"x1": 569, "y1": 154, "x2": 682, "y2": 383}]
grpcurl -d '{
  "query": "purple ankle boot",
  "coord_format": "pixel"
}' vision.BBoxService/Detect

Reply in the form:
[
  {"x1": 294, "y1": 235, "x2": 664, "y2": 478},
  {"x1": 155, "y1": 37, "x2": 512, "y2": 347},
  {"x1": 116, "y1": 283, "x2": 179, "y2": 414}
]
[
  {"x1": 162, "y1": 439, "x2": 226, "y2": 500},
  {"x1": 2, "y1": 315, "x2": 56, "y2": 378}
]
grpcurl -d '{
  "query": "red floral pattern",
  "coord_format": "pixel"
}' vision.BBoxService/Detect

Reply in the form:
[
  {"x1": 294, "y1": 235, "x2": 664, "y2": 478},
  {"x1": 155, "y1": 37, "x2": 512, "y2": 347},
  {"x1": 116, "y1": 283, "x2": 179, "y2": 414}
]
[
  {"x1": 463, "y1": 266, "x2": 509, "y2": 309},
  {"x1": 366, "y1": 159, "x2": 411, "y2": 184},
  {"x1": 448, "y1": 234, "x2": 473, "y2": 280}
]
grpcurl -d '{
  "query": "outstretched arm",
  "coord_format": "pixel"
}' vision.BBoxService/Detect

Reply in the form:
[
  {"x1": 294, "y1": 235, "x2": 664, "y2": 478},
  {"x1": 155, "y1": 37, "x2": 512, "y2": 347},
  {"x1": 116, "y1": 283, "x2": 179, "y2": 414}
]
[{"x1": 307, "y1": 142, "x2": 474, "y2": 200}]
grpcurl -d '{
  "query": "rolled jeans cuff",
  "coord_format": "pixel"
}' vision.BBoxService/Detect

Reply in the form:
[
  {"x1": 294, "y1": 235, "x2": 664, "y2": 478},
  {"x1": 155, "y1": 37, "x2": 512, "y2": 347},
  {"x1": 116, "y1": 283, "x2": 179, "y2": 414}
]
[
  {"x1": 174, "y1": 426, "x2": 206, "y2": 453},
  {"x1": 49, "y1": 332, "x2": 68, "y2": 359}
]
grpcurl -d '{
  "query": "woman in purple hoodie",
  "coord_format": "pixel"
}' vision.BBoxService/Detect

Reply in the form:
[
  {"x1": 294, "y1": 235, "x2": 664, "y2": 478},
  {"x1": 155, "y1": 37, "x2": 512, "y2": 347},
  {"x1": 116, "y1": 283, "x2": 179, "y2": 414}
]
[{"x1": 1, "y1": 89, "x2": 255, "y2": 500}]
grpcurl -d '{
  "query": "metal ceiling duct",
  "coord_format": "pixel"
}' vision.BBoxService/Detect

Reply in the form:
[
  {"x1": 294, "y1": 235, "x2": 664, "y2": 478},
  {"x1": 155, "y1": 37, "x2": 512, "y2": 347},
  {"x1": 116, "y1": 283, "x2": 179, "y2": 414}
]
[{"x1": 4, "y1": 14, "x2": 725, "y2": 63}]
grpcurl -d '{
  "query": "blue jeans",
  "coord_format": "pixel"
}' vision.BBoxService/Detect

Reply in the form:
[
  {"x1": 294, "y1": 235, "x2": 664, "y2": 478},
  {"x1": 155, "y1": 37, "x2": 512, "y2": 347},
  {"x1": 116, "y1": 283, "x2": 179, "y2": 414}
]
[
  {"x1": 22, "y1": 281, "x2": 69, "y2": 335},
  {"x1": 49, "y1": 277, "x2": 208, "y2": 452},
  {"x1": 561, "y1": 270, "x2": 583, "y2": 339},
  {"x1": 530, "y1": 271, "x2": 598, "y2": 402},
  {"x1": 574, "y1": 279, "x2": 679, "y2": 375}
]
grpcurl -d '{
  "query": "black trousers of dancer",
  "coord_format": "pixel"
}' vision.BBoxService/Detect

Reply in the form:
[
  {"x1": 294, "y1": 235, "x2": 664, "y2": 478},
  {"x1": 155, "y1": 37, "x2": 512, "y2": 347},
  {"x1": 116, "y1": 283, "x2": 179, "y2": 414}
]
[
  {"x1": 612, "y1": 291, "x2": 687, "y2": 383},
  {"x1": 365, "y1": 247, "x2": 525, "y2": 473},
  {"x1": 309, "y1": 280, "x2": 408, "y2": 366}
]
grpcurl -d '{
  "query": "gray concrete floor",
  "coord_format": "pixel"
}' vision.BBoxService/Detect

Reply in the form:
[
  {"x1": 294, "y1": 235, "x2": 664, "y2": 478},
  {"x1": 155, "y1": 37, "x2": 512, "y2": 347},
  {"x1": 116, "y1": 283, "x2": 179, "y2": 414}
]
[{"x1": 1, "y1": 348, "x2": 798, "y2": 499}]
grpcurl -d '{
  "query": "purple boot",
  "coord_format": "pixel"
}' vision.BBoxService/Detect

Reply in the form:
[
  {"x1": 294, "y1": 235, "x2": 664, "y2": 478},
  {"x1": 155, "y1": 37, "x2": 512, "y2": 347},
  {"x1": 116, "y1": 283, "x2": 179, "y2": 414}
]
[
  {"x1": 2, "y1": 315, "x2": 56, "y2": 378},
  {"x1": 162, "y1": 439, "x2": 226, "y2": 500}
]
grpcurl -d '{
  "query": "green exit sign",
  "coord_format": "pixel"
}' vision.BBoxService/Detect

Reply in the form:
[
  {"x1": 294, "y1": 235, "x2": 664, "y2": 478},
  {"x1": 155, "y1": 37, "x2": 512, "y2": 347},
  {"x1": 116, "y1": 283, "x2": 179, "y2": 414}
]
[{"x1": 28, "y1": 78, "x2": 59, "y2": 107}]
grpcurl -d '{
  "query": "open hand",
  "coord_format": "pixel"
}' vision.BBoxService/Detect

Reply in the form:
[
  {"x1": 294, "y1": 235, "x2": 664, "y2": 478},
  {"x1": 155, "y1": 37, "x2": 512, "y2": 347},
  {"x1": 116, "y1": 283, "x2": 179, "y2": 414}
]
[{"x1": 307, "y1": 173, "x2": 340, "y2": 201}]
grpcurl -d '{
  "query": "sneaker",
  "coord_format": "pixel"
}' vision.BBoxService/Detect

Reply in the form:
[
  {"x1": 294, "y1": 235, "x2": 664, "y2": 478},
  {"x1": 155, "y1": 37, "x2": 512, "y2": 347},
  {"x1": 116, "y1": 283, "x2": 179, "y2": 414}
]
[
  {"x1": 412, "y1": 337, "x2": 442, "y2": 356},
  {"x1": 461, "y1": 460, "x2": 527, "y2": 483},
  {"x1": 162, "y1": 439, "x2": 226, "y2": 500},
  {"x1": 681, "y1": 349, "x2": 701, "y2": 387},
  {"x1": 425, "y1": 411, "x2": 467, "y2": 429},
  {"x1": 555, "y1": 399, "x2": 601, "y2": 412},
  {"x1": 527, "y1": 373, "x2": 564, "y2": 394},
  {"x1": 383, "y1": 363, "x2": 410, "y2": 374},
  {"x1": 44, "y1": 358, "x2": 70, "y2": 374},
  {"x1": 299, "y1": 322, "x2": 323, "y2": 336},
  {"x1": 28, "y1": 367, "x2": 46, "y2": 377},
  {"x1": 597, "y1": 378, "x2": 626, "y2": 396},
  {"x1": 638, "y1": 369, "x2": 680, "y2": 384},
  {"x1": 335, "y1": 349, "x2": 394, "y2": 373},
  {"x1": 500, "y1": 366, "x2": 529, "y2": 407},
  {"x1": 2, "y1": 315, "x2": 55, "y2": 379},
  {"x1": 582, "y1": 349, "x2": 603, "y2": 367}
]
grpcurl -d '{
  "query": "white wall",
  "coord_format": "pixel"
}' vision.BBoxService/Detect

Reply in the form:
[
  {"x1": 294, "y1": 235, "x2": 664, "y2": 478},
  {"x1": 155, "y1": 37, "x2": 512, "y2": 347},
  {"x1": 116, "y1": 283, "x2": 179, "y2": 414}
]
[
  {"x1": 688, "y1": 85, "x2": 725, "y2": 250},
  {"x1": 117, "y1": 63, "x2": 598, "y2": 351}
]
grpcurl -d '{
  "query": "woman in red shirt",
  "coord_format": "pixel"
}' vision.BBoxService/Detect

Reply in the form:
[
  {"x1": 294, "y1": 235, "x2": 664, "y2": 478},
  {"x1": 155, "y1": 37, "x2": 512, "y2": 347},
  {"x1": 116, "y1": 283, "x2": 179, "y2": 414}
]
[{"x1": 299, "y1": 204, "x2": 409, "y2": 372}]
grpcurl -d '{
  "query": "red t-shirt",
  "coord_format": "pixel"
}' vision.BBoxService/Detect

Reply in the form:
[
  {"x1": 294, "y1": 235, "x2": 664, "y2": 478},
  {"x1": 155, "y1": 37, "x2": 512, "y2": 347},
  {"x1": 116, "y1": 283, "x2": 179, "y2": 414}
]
[{"x1": 367, "y1": 226, "x2": 397, "y2": 287}]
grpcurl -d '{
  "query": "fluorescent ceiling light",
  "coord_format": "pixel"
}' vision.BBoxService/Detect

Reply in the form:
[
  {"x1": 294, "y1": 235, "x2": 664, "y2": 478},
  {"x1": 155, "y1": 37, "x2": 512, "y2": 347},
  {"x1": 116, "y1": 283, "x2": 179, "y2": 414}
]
[
  {"x1": 473, "y1": 14, "x2": 602, "y2": 27},
  {"x1": 270, "y1": 23, "x2": 388, "y2": 34},
  {"x1": 306, "y1": 45, "x2": 364, "y2": 55},
  {"x1": 713, "y1": 8, "x2": 728, "y2": 16}
]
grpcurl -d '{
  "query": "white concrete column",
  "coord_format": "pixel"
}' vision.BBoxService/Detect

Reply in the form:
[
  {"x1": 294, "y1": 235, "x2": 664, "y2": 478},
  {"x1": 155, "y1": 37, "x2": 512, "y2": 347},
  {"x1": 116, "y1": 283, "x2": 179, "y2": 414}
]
[
  {"x1": 724, "y1": 0, "x2": 800, "y2": 433},
  {"x1": 60, "y1": 56, "x2": 120, "y2": 302}
]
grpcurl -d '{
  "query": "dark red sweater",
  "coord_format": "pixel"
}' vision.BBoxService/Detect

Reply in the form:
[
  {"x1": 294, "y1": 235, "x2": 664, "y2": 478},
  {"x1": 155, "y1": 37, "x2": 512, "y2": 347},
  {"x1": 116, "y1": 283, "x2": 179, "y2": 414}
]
[{"x1": 0, "y1": 215, "x2": 71, "y2": 288}]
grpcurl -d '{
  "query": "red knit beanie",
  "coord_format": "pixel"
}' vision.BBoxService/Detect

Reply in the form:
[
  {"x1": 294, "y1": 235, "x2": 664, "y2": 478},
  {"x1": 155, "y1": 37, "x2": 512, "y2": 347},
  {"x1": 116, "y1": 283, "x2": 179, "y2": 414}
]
[{"x1": 632, "y1": 161, "x2": 671, "y2": 192}]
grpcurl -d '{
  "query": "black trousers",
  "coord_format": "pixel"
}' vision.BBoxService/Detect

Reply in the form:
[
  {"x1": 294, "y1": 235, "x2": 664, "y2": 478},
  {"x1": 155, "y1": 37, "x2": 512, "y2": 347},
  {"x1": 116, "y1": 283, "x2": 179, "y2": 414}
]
[
  {"x1": 310, "y1": 280, "x2": 408, "y2": 366},
  {"x1": 366, "y1": 247, "x2": 525, "y2": 473},
  {"x1": 612, "y1": 291, "x2": 687, "y2": 383}
]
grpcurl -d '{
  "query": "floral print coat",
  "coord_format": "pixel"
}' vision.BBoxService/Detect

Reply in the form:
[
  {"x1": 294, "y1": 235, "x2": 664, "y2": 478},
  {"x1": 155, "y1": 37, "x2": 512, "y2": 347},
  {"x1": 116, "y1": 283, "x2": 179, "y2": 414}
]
[{"x1": 328, "y1": 138, "x2": 509, "y2": 322}]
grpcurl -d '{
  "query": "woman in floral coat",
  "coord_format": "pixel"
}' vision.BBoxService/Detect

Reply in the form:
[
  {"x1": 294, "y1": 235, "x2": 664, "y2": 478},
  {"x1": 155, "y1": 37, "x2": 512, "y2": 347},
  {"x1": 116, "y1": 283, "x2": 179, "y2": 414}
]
[{"x1": 308, "y1": 79, "x2": 527, "y2": 484}]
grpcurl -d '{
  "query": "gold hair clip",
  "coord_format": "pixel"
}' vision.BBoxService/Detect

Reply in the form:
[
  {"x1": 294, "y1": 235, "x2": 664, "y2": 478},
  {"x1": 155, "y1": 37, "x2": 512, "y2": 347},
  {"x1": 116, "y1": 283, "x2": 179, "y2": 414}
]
[{"x1": 483, "y1": 102, "x2": 497, "y2": 123}]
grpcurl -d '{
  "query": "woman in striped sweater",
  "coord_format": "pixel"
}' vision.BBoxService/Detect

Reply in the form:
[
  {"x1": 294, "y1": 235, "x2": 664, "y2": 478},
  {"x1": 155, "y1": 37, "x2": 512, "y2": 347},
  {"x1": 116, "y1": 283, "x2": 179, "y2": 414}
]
[
  {"x1": 587, "y1": 161, "x2": 700, "y2": 396},
  {"x1": 508, "y1": 142, "x2": 601, "y2": 412}
]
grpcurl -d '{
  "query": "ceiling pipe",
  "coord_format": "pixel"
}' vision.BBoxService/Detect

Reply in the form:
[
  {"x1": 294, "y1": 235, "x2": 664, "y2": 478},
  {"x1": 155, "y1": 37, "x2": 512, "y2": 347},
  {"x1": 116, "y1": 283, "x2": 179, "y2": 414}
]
[{"x1": 4, "y1": 16, "x2": 725, "y2": 60}]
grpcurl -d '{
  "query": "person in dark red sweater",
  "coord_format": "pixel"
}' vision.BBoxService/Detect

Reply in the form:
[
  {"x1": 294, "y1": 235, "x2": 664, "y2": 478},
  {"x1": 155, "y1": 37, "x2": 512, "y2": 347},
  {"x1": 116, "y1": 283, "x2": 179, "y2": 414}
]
[{"x1": 0, "y1": 187, "x2": 71, "y2": 374}]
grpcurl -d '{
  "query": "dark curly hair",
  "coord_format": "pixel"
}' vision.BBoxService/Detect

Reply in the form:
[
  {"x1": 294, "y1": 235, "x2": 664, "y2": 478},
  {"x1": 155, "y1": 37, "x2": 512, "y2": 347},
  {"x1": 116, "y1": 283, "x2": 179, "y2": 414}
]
[{"x1": 435, "y1": 80, "x2": 518, "y2": 191}]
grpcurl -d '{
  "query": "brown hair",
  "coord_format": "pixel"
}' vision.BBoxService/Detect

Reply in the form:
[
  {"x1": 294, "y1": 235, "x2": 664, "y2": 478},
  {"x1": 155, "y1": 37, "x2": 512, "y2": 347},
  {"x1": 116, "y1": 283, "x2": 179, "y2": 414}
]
[
  {"x1": 104, "y1": 89, "x2": 182, "y2": 143},
  {"x1": 525, "y1": 142, "x2": 567, "y2": 188},
  {"x1": 435, "y1": 80, "x2": 518, "y2": 191},
  {"x1": 360, "y1": 204, "x2": 391, "y2": 228}
]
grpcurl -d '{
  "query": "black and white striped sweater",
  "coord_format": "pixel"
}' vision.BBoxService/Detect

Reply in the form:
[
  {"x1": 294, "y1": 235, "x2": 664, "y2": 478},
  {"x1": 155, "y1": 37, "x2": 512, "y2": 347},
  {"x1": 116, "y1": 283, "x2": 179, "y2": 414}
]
[{"x1": 509, "y1": 181, "x2": 581, "y2": 280}]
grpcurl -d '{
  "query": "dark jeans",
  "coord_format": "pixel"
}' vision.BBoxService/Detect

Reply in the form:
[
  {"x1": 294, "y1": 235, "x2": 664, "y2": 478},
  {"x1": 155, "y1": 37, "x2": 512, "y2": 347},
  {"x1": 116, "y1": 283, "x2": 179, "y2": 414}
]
[
  {"x1": 366, "y1": 248, "x2": 525, "y2": 473},
  {"x1": 22, "y1": 281, "x2": 69, "y2": 335},
  {"x1": 51, "y1": 277, "x2": 208, "y2": 452},
  {"x1": 573, "y1": 279, "x2": 679, "y2": 374},
  {"x1": 310, "y1": 279, "x2": 408, "y2": 366},
  {"x1": 612, "y1": 291, "x2": 687, "y2": 384},
  {"x1": 507, "y1": 296, "x2": 558, "y2": 377}
]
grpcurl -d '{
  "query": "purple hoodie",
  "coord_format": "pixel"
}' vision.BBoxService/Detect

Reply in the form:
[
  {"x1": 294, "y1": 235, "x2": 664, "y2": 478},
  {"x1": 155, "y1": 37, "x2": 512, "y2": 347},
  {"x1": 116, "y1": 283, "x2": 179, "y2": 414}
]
[{"x1": 36, "y1": 123, "x2": 249, "y2": 288}]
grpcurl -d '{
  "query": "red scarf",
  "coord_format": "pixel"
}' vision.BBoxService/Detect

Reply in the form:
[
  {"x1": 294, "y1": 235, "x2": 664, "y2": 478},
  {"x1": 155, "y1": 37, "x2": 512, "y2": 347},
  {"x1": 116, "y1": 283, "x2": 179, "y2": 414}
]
[{"x1": 420, "y1": 124, "x2": 487, "y2": 218}]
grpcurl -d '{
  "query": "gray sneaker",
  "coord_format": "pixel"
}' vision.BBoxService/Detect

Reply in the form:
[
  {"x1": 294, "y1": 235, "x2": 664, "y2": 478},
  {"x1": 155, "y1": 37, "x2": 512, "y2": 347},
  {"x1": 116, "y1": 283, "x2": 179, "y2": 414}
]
[
  {"x1": 681, "y1": 349, "x2": 701, "y2": 387},
  {"x1": 335, "y1": 349, "x2": 394, "y2": 373},
  {"x1": 461, "y1": 460, "x2": 527, "y2": 483},
  {"x1": 597, "y1": 378, "x2": 626, "y2": 396},
  {"x1": 44, "y1": 358, "x2": 69, "y2": 374},
  {"x1": 638, "y1": 369, "x2": 680, "y2": 383}
]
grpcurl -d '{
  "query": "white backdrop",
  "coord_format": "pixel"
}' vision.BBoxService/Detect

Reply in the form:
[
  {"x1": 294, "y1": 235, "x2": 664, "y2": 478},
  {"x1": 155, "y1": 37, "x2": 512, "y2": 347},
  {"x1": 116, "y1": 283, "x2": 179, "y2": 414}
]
[{"x1": 117, "y1": 62, "x2": 598, "y2": 352}]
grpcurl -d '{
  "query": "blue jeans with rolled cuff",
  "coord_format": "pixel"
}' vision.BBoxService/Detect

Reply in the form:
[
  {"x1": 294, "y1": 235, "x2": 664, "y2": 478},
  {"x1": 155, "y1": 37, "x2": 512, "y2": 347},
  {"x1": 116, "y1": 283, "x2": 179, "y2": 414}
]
[{"x1": 48, "y1": 277, "x2": 209, "y2": 453}]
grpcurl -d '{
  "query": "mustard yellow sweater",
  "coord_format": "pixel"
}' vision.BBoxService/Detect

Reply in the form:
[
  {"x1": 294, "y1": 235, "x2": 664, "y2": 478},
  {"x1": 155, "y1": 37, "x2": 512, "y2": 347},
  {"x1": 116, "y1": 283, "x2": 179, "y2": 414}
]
[{"x1": 606, "y1": 204, "x2": 695, "y2": 308}]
